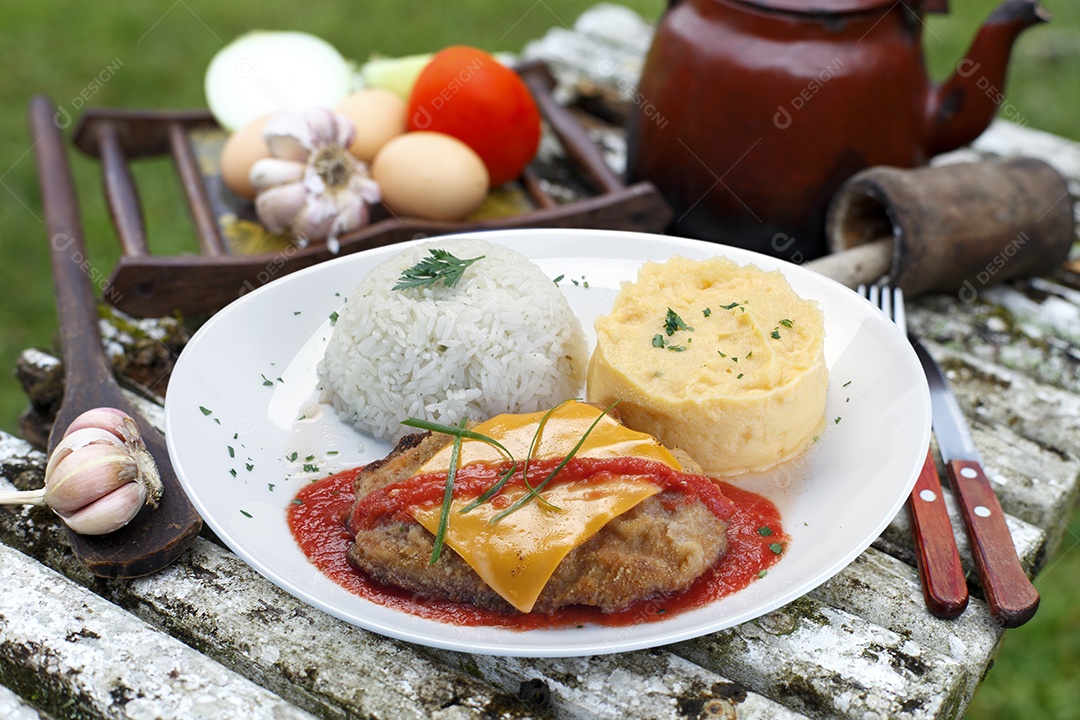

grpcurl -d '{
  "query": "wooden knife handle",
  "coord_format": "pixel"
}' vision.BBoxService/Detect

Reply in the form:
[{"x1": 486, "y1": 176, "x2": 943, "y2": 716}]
[
  {"x1": 945, "y1": 459, "x2": 1040, "y2": 628},
  {"x1": 908, "y1": 450, "x2": 969, "y2": 618}
]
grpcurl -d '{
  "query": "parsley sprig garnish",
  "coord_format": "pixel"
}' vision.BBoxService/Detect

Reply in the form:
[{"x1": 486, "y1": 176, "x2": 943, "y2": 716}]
[
  {"x1": 393, "y1": 249, "x2": 484, "y2": 291},
  {"x1": 431, "y1": 418, "x2": 466, "y2": 564}
]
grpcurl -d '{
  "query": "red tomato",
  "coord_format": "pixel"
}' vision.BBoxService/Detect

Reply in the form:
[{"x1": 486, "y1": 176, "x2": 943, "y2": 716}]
[{"x1": 407, "y1": 46, "x2": 541, "y2": 186}]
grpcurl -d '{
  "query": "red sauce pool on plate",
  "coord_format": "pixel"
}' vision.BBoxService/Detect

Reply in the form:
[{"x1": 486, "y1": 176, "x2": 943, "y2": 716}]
[{"x1": 288, "y1": 465, "x2": 787, "y2": 629}]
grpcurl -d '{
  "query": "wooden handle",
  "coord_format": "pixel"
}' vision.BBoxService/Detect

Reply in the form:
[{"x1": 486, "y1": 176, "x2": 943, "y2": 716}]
[
  {"x1": 804, "y1": 237, "x2": 893, "y2": 289},
  {"x1": 98, "y1": 120, "x2": 150, "y2": 257},
  {"x1": 907, "y1": 450, "x2": 968, "y2": 618},
  {"x1": 945, "y1": 459, "x2": 1040, "y2": 627},
  {"x1": 30, "y1": 95, "x2": 203, "y2": 578},
  {"x1": 169, "y1": 122, "x2": 227, "y2": 256},
  {"x1": 30, "y1": 98, "x2": 116, "y2": 394}
]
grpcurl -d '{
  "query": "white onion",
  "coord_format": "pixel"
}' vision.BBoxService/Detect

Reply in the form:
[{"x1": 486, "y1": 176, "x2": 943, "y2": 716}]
[{"x1": 204, "y1": 30, "x2": 352, "y2": 132}]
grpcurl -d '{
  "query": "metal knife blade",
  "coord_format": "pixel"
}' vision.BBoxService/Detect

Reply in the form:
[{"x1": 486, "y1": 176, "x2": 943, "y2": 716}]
[
  {"x1": 911, "y1": 341, "x2": 981, "y2": 465},
  {"x1": 912, "y1": 338, "x2": 1039, "y2": 628}
]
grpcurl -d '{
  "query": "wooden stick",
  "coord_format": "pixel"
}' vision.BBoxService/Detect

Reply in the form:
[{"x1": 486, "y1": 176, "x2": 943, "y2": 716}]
[
  {"x1": 98, "y1": 120, "x2": 150, "y2": 257},
  {"x1": 804, "y1": 238, "x2": 893, "y2": 288}
]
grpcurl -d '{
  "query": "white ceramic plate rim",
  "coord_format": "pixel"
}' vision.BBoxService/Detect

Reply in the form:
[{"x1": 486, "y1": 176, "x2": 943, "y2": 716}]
[{"x1": 165, "y1": 228, "x2": 930, "y2": 657}]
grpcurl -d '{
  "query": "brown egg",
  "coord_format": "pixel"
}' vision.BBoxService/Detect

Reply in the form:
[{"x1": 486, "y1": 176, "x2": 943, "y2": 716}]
[
  {"x1": 372, "y1": 132, "x2": 489, "y2": 221},
  {"x1": 336, "y1": 89, "x2": 407, "y2": 163},
  {"x1": 220, "y1": 113, "x2": 273, "y2": 200}
]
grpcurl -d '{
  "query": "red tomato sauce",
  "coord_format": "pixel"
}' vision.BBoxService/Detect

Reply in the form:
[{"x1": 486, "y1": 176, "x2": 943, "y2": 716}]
[{"x1": 288, "y1": 460, "x2": 787, "y2": 629}]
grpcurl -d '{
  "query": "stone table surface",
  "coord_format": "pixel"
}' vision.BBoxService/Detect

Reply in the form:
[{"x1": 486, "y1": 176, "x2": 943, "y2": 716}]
[{"x1": 3, "y1": 5, "x2": 1079, "y2": 719}]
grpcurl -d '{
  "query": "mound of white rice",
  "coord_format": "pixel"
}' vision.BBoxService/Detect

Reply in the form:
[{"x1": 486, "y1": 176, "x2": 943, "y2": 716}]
[{"x1": 318, "y1": 239, "x2": 588, "y2": 440}]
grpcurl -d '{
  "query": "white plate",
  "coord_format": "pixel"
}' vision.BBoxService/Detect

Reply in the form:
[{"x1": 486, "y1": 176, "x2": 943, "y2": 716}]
[{"x1": 165, "y1": 228, "x2": 930, "y2": 657}]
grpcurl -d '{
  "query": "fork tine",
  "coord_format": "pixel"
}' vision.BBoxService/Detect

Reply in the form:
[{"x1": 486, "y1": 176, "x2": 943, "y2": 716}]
[
  {"x1": 892, "y1": 286, "x2": 906, "y2": 333},
  {"x1": 858, "y1": 283, "x2": 905, "y2": 331}
]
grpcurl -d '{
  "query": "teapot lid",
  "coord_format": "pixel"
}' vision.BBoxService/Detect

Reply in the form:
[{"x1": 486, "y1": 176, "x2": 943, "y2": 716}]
[{"x1": 732, "y1": 0, "x2": 898, "y2": 13}]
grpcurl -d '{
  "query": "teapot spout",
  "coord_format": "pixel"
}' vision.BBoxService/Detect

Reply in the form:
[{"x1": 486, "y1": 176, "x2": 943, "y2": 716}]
[{"x1": 925, "y1": 0, "x2": 1049, "y2": 156}]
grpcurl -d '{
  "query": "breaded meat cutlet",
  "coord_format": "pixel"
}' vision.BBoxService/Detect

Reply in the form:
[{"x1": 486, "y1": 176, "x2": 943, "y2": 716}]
[{"x1": 346, "y1": 429, "x2": 729, "y2": 614}]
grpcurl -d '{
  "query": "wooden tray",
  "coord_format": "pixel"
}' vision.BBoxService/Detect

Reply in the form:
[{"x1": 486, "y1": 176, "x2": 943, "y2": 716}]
[{"x1": 70, "y1": 61, "x2": 672, "y2": 318}]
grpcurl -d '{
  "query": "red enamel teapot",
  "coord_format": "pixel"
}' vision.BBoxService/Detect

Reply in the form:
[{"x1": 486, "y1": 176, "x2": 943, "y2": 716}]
[{"x1": 626, "y1": 0, "x2": 1049, "y2": 260}]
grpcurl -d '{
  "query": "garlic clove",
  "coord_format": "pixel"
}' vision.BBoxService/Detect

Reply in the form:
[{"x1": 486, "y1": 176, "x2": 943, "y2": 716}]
[
  {"x1": 328, "y1": 195, "x2": 367, "y2": 243},
  {"x1": 250, "y1": 158, "x2": 305, "y2": 192},
  {"x1": 296, "y1": 193, "x2": 338, "y2": 241},
  {"x1": 63, "y1": 407, "x2": 129, "y2": 441},
  {"x1": 265, "y1": 133, "x2": 309, "y2": 163},
  {"x1": 255, "y1": 182, "x2": 308, "y2": 233},
  {"x1": 44, "y1": 444, "x2": 137, "y2": 514},
  {"x1": 351, "y1": 172, "x2": 382, "y2": 204},
  {"x1": 55, "y1": 482, "x2": 147, "y2": 536},
  {"x1": 304, "y1": 106, "x2": 340, "y2": 148},
  {"x1": 263, "y1": 112, "x2": 311, "y2": 162},
  {"x1": 45, "y1": 427, "x2": 126, "y2": 483},
  {"x1": 332, "y1": 112, "x2": 356, "y2": 150}
]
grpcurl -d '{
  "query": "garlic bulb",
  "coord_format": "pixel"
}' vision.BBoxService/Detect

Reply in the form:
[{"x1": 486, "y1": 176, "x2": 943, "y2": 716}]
[
  {"x1": 250, "y1": 107, "x2": 381, "y2": 252},
  {"x1": 0, "y1": 407, "x2": 164, "y2": 535}
]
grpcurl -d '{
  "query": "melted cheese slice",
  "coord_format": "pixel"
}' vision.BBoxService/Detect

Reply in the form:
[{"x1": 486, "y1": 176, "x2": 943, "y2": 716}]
[
  {"x1": 413, "y1": 477, "x2": 660, "y2": 613},
  {"x1": 410, "y1": 401, "x2": 682, "y2": 613},
  {"x1": 416, "y1": 401, "x2": 683, "y2": 473}
]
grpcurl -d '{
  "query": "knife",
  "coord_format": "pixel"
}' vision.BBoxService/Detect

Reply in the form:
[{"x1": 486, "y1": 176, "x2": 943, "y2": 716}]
[{"x1": 912, "y1": 339, "x2": 1040, "y2": 628}]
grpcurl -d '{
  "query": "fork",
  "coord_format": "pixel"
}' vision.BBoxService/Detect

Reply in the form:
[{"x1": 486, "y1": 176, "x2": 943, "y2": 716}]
[{"x1": 859, "y1": 284, "x2": 969, "y2": 619}]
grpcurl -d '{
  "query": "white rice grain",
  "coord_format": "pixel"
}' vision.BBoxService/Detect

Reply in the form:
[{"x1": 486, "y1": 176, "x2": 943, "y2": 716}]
[{"x1": 318, "y1": 239, "x2": 588, "y2": 440}]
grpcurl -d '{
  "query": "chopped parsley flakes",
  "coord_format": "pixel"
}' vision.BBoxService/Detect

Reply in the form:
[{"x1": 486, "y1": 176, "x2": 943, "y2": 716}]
[{"x1": 663, "y1": 308, "x2": 693, "y2": 336}]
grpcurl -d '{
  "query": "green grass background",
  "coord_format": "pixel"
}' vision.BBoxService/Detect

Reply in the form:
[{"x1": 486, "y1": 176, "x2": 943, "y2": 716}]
[{"x1": 0, "y1": 1, "x2": 1077, "y2": 717}]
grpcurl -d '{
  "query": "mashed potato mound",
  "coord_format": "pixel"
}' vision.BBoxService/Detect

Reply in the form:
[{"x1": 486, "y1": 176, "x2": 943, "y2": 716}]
[{"x1": 587, "y1": 256, "x2": 827, "y2": 476}]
